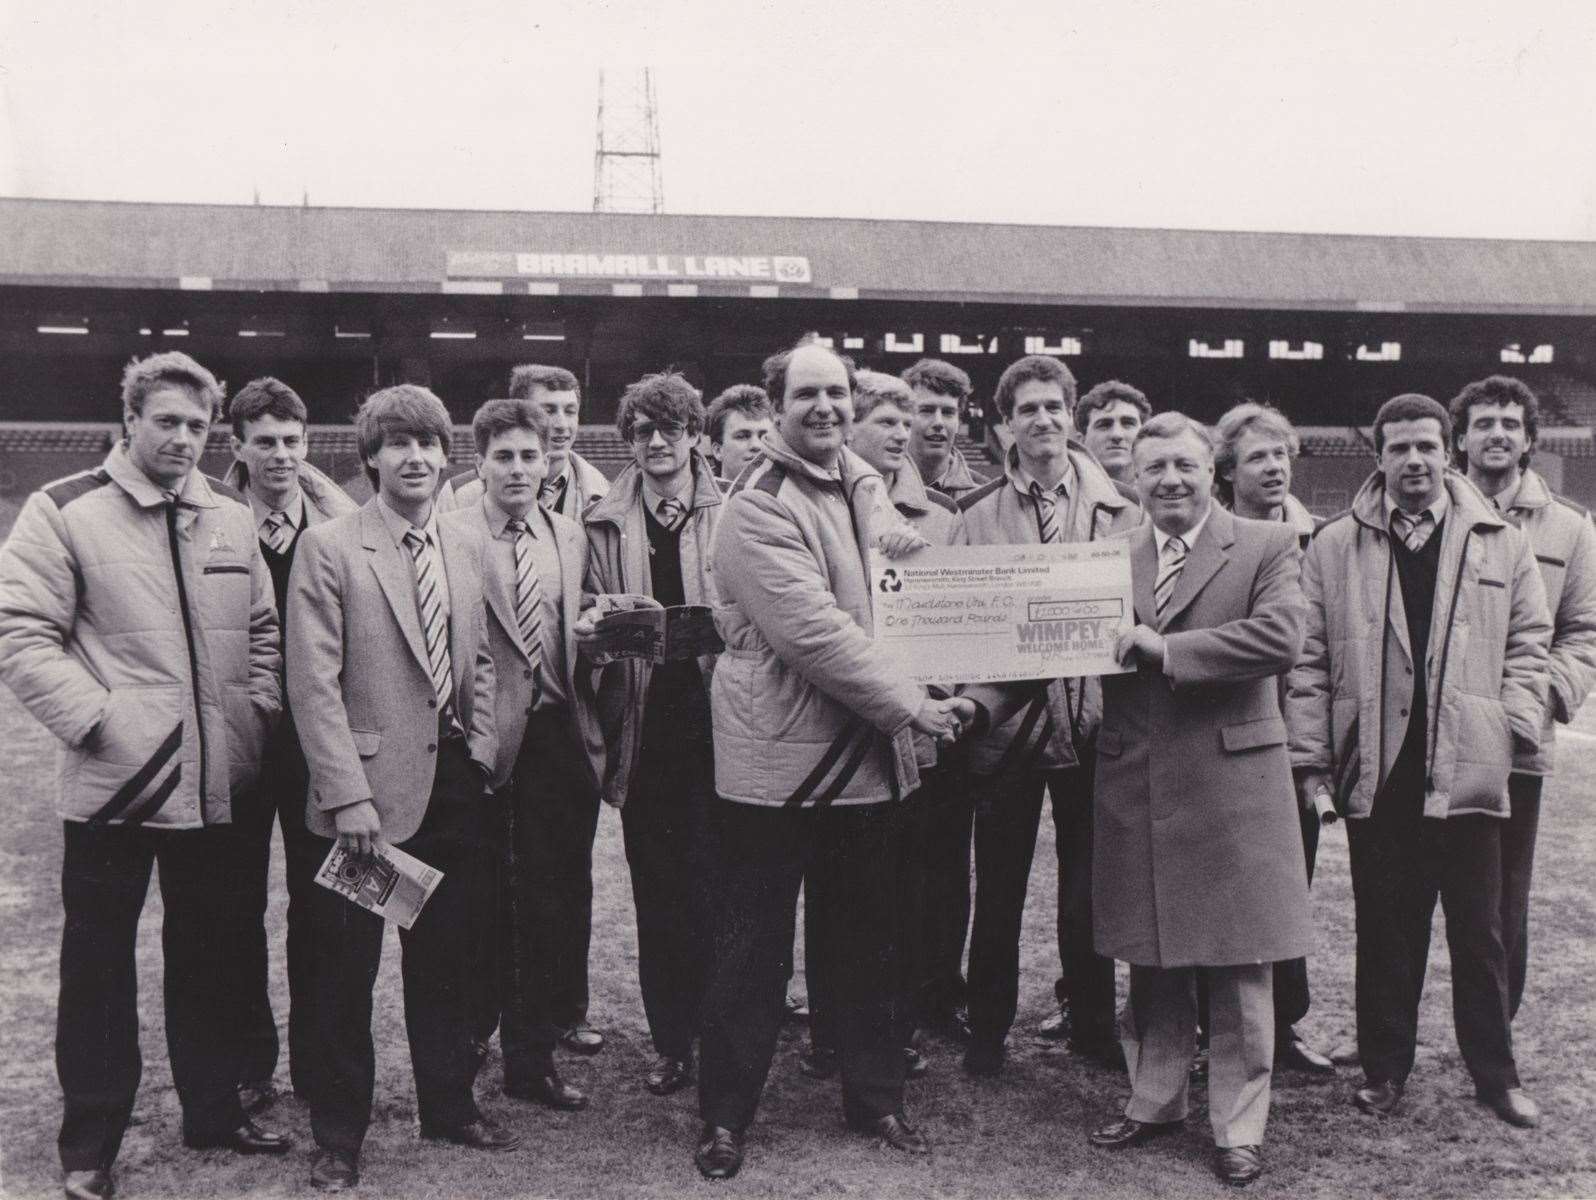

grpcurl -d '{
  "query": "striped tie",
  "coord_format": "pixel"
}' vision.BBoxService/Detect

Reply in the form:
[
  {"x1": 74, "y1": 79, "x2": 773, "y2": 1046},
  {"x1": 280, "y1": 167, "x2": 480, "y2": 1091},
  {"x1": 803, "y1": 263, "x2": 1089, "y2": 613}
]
[
  {"x1": 657, "y1": 496, "x2": 687, "y2": 531},
  {"x1": 262, "y1": 511, "x2": 292, "y2": 553},
  {"x1": 506, "y1": 519, "x2": 544, "y2": 682},
  {"x1": 1154, "y1": 535, "x2": 1187, "y2": 618},
  {"x1": 402, "y1": 528, "x2": 456, "y2": 724},
  {"x1": 1392, "y1": 510, "x2": 1435, "y2": 552},
  {"x1": 1031, "y1": 482, "x2": 1060, "y2": 544},
  {"x1": 540, "y1": 472, "x2": 568, "y2": 515}
]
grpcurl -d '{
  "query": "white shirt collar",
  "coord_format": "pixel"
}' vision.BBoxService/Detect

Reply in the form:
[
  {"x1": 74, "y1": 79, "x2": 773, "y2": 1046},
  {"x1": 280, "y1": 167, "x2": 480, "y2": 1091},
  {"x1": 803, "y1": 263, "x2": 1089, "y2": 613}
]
[
  {"x1": 1386, "y1": 489, "x2": 1449, "y2": 529},
  {"x1": 1013, "y1": 454, "x2": 1076, "y2": 501},
  {"x1": 247, "y1": 488, "x2": 305, "y2": 532},
  {"x1": 1153, "y1": 505, "x2": 1211, "y2": 557},
  {"x1": 375, "y1": 492, "x2": 440, "y2": 549}
]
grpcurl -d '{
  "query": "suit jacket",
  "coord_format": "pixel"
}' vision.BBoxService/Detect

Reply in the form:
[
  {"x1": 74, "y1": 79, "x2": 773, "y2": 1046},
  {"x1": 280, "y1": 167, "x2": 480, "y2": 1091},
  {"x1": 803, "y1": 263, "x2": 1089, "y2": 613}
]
[
  {"x1": 438, "y1": 498, "x2": 604, "y2": 793},
  {"x1": 286, "y1": 498, "x2": 498, "y2": 843},
  {"x1": 1093, "y1": 505, "x2": 1312, "y2": 968}
]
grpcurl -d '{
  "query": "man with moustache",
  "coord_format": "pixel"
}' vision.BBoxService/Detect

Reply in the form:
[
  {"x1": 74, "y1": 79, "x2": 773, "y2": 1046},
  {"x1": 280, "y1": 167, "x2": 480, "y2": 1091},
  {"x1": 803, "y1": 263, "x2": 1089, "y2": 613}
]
[
  {"x1": 1287, "y1": 393, "x2": 1550, "y2": 1129},
  {"x1": 1208, "y1": 401, "x2": 1332, "y2": 1075},
  {"x1": 0, "y1": 352, "x2": 289, "y2": 1200},
  {"x1": 902, "y1": 358, "x2": 988, "y2": 500},
  {"x1": 288, "y1": 386, "x2": 507, "y2": 1189},
  {"x1": 1074, "y1": 380, "x2": 1150, "y2": 495},
  {"x1": 1448, "y1": 376, "x2": 1596, "y2": 1025},
  {"x1": 576, "y1": 372, "x2": 725, "y2": 1097},
  {"x1": 955, "y1": 355, "x2": 1138, "y2": 1075},
  {"x1": 222, "y1": 377, "x2": 359, "y2": 1111},
  {"x1": 693, "y1": 339, "x2": 975, "y2": 1179},
  {"x1": 704, "y1": 383, "x2": 775, "y2": 485},
  {"x1": 439, "y1": 398, "x2": 599, "y2": 1115},
  {"x1": 797, "y1": 370, "x2": 964, "y2": 1080}
]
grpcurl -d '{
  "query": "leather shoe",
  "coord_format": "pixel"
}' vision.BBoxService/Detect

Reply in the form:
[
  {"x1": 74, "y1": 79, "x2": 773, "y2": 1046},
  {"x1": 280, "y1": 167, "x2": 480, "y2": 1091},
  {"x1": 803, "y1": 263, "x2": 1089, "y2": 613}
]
[
  {"x1": 420, "y1": 1115, "x2": 521, "y2": 1151},
  {"x1": 184, "y1": 1115, "x2": 293, "y2": 1154},
  {"x1": 1276, "y1": 1029, "x2": 1335, "y2": 1075},
  {"x1": 1070, "y1": 1037, "x2": 1127, "y2": 1073},
  {"x1": 926, "y1": 1003, "x2": 972, "y2": 1043},
  {"x1": 1038, "y1": 1004, "x2": 1071, "y2": 1041},
  {"x1": 799, "y1": 1044, "x2": 839, "y2": 1079},
  {"x1": 560, "y1": 1023, "x2": 605, "y2": 1055},
  {"x1": 848, "y1": 1111, "x2": 930, "y2": 1155},
  {"x1": 506, "y1": 1063, "x2": 589, "y2": 1111},
  {"x1": 962, "y1": 1039, "x2": 1005, "y2": 1077},
  {"x1": 1478, "y1": 1086, "x2": 1541, "y2": 1128},
  {"x1": 694, "y1": 1124, "x2": 744, "y2": 1180},
  {"x1": 1214, "y1": 1144, "x2": 1264, "y2": 1186},
  {"x1": 1189, "y1": 1046, "x2": 1210, "y2": 1083},
  {"x1": 1353, "y1": 1079, "x2": 1405, "y2": 1116},
  {"x1": 309, "y1": 1148, "x2": 359, "y2": 1191},
  {"x1": 63, "y1": 1169, "x2": 113, "y2": 1200},
  {"x1": 237, "y1": 1079, "x2": 277, "y2": 1114},
  {"x1": 1088, "y1": 1116, "x2": 1182, "y2": 1148},
  {"x1": 904, "y1": 1046, "x2": 928, "y2": 1078},
  {"x1": 645, "y1": 1055, "x2": 692, "y2": 1096}
]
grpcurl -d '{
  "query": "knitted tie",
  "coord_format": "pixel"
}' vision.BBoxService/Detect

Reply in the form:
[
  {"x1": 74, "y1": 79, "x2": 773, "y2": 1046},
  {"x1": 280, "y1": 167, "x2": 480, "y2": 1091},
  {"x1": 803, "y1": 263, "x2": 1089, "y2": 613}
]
[
  {"x1": 1030, "y1": 482, "x2": 1061, "y2": 544},
  {"x1": 1154, "y1": 535, "x2": 1187, "y2": 618},
  {"x1": 402, "y1": 528, "x2": 456, "y2": 724},
  {"x1": 540, "y1": 472, "x2": 568, "y2": 514},
  {"x1": 1392, "y1": 509, "x2": 1435, "y2": 552},
  {"x1": 657, "y1": 496, "x2": 687, "y2": 531},
  {"x1": 262, "y1": 511, "x2": 292, "y2": 553},
  {"x1": 506, "y1": 519, "x2": 544, "y2": 680}
]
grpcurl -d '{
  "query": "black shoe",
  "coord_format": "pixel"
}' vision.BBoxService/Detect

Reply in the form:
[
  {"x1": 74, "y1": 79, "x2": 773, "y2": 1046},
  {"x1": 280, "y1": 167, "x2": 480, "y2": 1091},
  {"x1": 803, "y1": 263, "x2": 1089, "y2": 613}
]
[
  {"x1": 1214, "y1": 1144, "x2": 1263, "y2": 1186},
  {"x1": 784, "y1": 991, "x2": 809, "y2": 1024},
  {"x1": 799, "y1": 1044, "x2": 839, "y2": 1079},
  {"x1": 1353, "y1": 1079, "x2": 1405, "y2": 1116},
  {"x1": 1038, "y1": 1004, "x2": 1071, "y2": 1041},
  {"x1": 1189, "y1": 1046, "x2": 1210, "y2": 1083},
  {"x1": 904, "y1": 1046, "x2": 928, "y2": 1078},
  {"x1": 926, "y1": 1003, "x2": 973, "y2": 1043},
  {"x1": 184, "y1": 1116, "x2": 294, "y2": 1154},
  {"x1": 645, "y1": 1055, "x2": 692, "y2": 1096},
  {"x1": 849, "y1": 1111, "x2": 930, "y2": 1155},
  {"x1": 1275, "y1": 1028, "x2": 1334, "y2": 1075},
  {"x1": 309, "y1": 1148, "x2": 359, "y2": 1191},
  {"x1": 560, "y1": 1023, "x2": 605, "y2": 1055},
  {"x1": 63, "y1": 1169, "x2": 113, "y2": 1200},
  {"x1": 694, "y1": 1124, "x2": 744, "y2": 1180},
  {"x1": 1088, "y1": 1116, "x2": 1183, "y2": 1148},
  {"x1": 1069, "y1": 1037, "x2": 1127, "y2": 1072},
  {"x1": 420, "y1": 1115, "x2": 521, "y2": 1151},
  {"x1": 1477, "y1": 1086, "x2": 1540, "y2": 1128},
  {"x1": 962, "y1": 1039, "x2": 1005, "y2": 1077},
  {"x1": 237, "y1": 1079, "x2": 277, "y2": 1114},
  {"x1": 506, "y1": 1062, "x2": 589, "y2": 1111}
]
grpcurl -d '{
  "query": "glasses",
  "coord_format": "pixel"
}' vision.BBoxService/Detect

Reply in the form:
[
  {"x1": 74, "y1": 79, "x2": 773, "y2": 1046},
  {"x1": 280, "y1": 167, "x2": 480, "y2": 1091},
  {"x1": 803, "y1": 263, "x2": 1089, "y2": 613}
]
[{"x1": 630, "y1": 421, "x2": 689, "y2": 444}]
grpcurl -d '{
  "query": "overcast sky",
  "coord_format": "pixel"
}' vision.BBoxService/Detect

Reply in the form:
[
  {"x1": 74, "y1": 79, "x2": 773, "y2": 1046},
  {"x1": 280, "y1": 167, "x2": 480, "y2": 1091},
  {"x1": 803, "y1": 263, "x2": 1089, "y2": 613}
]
[{"x1": 2, "y1": 0, "x2": 1593, "y2": 239}]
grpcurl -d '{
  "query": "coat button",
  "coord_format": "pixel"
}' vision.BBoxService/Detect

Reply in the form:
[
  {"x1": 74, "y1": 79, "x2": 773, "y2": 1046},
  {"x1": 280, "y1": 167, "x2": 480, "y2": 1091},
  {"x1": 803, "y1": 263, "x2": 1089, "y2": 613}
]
[
  {"x1": 427, "y1": 742, "x2": 437, "y2": 753},
  {"x1": 524, "y1": 669, "x2": 534, "y2": 679},
  {"x1": 427, "y1": 696, "x2": 437, "y2": 707},
  {"x1": 1399, "y1": 709, "x2": 1408, "y2": 718}
]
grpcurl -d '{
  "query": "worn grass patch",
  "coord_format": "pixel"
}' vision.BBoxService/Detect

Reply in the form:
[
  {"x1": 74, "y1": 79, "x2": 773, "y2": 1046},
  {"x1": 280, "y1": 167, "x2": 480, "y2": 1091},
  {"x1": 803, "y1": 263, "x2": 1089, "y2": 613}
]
[{"x1": 1, "y1": 688, "x2": 1593, "y2": 1199}]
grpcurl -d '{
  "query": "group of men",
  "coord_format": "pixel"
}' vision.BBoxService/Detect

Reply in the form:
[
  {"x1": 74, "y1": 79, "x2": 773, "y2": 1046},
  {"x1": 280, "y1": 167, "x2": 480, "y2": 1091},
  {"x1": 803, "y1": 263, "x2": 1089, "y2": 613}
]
[{"x1": 0, "y1": 339, "x2": 1589, "y2": 1197}]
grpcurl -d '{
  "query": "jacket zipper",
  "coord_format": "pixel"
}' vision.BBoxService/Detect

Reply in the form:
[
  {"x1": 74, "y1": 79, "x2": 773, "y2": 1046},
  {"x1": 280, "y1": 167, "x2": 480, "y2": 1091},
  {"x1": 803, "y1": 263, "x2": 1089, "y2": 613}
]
[
  {"x1": 166, "y1": 501, "x2": 209, "y2": 824},
  {"x1": 1425, "y1": 526, "x2": 1474, "y2": 793}
]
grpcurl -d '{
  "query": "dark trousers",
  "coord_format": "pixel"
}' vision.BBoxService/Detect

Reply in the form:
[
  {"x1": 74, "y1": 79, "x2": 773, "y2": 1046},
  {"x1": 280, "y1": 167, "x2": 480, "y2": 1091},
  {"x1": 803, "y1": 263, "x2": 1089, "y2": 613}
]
[
  {"x1": 809, "y1": 769, "x2": 945, "y2": 1052},
  {"x1": 307, "y1": 740, "x2": 493, "y2": 1155},
  {"x1": 500, "y1": 709, "x2": 601, "y2": 1083},
  {"x1": 236, "y1": 723, "x2": 325, "y2": 1095},
  {"x1": 916, "y1": 766, "x2": 974, "y2": 1018},
  {"x1": 1346, "y1": 756, "x2": 1519, "y2": 1094},
  {"x1": 699, "y1": 799, "x2": 905, "y2": 1132},
  {"x1": 57, "y1": 820, "x2": 251, "y2": 1171},
  {"x1": 968, "y1": 764, "x2": 1113, "y2": 1046},
  {"x1": 620, "y1": 726, "x2": 716, "y2": 1061},
  {"x1": 1502, "y1": 773, "x2": 1544, "y2": 1021}
]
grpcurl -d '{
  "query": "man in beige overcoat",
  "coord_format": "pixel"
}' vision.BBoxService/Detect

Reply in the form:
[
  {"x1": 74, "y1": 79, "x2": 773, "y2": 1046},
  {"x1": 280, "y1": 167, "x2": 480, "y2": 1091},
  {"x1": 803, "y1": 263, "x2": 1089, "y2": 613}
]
[{"x1": 1081, "y1": 412, "x2": 1311, "y2": 1186}]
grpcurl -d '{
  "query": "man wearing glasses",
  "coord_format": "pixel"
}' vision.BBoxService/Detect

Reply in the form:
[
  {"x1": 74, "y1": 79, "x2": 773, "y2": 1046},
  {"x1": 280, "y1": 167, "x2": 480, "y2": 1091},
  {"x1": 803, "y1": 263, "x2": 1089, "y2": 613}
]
[{"x1": 578, "y1": 372, "x2": 725, "y2": 1098}]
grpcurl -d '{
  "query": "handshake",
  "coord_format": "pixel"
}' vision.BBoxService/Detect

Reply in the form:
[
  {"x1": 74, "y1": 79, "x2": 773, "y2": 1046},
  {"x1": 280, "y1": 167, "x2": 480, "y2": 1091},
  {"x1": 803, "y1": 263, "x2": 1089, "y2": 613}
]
[{"x1": 911, "y1": 695, "x2": 980, "y2": 748}]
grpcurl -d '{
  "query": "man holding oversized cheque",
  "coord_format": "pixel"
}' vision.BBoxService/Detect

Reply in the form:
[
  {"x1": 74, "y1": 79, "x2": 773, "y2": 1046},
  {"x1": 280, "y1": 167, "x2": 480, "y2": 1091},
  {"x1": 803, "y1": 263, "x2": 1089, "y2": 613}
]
[
  {"x1": 965, "y1": 410, "x2": 1312, "y2": 1187},
  {"x1": 939, "y1": 355, "x2": 1139, "y2": 1078}
]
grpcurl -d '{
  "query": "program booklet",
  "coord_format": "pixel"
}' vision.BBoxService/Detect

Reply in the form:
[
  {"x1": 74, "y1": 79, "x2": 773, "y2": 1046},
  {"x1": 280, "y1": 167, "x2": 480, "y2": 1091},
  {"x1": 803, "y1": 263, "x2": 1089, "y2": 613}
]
[
  {"x1": 314, "y1": 842, "x2": 443, "y2": 930},
  {"x1": 586, "y1": 592, "x2": 724, "y2": 665}
]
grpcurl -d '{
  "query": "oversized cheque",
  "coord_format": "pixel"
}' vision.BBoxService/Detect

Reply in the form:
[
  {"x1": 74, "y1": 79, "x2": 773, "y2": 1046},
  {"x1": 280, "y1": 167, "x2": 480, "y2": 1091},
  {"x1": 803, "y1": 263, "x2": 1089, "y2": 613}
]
[{"x1": 870, "y1": 541, "x2": 1134, "y2": 684}]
